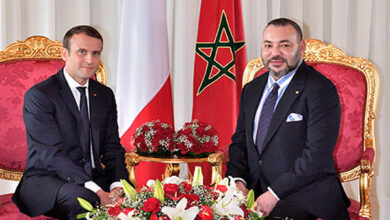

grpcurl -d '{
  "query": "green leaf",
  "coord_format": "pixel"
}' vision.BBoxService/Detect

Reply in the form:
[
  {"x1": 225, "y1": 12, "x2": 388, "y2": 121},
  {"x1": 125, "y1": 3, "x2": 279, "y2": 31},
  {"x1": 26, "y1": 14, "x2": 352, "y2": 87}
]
[
  {"x1": 76, "y1": 212, "x2": 87, "y2": 219},
  {"x1": 121, "y1": 179, "x2": 137, "y2": 201},
  {"x1": 248, "y1": 211, "x2": 267, "y2": 220},
  {"x1": 153, "y1": 179, "x2": 165, "y2": 203},
  {"x1": 77, "y1": 197, "x2": 94, "y2": 211},
  {"x1": 246, "y1": 189, "x2": 255, "y2": 210}
]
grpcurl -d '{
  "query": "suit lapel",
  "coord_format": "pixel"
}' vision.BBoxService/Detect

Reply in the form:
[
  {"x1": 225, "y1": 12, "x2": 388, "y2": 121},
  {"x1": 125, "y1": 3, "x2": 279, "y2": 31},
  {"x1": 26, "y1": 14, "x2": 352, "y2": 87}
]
[
  {"x1": 56, "y1": 70, "x2": 81, "y2": 122},
  {"x1": 88, "y1": 80, "x2": 100, "y2": 159},
  {"x1": 56, "y1": 70, "x2": 92, "y2": 155},
  {"x1": 247, "y1": 74, "x2": 268, "y2": 154},
  {"x1": 260, "y1": 63, "x2": 307, "y2": 154}
]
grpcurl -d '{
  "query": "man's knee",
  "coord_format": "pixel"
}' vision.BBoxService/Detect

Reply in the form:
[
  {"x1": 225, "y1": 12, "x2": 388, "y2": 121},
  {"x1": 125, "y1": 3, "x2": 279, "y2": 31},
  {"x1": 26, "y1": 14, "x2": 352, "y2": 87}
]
[{"x1": 47, "y1": 183, "x2": 99, "y2": 219}]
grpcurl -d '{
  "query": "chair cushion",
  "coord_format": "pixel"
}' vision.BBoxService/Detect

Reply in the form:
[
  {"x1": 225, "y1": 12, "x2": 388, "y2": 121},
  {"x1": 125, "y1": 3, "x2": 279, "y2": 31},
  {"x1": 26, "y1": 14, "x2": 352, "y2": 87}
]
[
  {"x1": 0, "y1": 60, "x2": 64, "y2": 173},
  {"x1": 309, "y1": 63, "x2": 366, "y2": 173},
  {"x1": 0, "y1": 193, "x2": 54, "y2": 219}
]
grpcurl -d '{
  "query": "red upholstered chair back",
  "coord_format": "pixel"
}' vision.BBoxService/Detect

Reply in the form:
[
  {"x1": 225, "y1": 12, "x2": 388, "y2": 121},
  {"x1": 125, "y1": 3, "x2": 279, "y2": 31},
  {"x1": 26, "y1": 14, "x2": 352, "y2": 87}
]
[
  {"x1": 0, "y1": 36, "x2": 107, "y2": 181},
  {"x1": 242, "y1": 39, "x2": 378, "y2": 220}
]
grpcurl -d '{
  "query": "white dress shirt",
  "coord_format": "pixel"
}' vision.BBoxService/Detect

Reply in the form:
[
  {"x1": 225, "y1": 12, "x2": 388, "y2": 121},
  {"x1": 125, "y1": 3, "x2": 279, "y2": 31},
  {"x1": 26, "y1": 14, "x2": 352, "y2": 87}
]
[
  {"x1": 236, "y1": 68, "x2": 298, "y2": 200},
  {"x1": 63, "y1": 69, "x2": 121, "y2": 192}
]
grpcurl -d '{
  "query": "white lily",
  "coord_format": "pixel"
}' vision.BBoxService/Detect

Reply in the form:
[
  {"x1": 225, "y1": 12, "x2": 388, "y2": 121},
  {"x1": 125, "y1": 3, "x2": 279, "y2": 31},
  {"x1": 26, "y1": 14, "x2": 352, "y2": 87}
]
[
  {"x1": 214, "y1": 176, "x2": 245, "y2": 202},
  {"x1": 117, "y1": 210, "x2": 141, "y2": 220},
  {"x1": 212, "y1": 190, "x2": 244, "y2": 219},
  {"x1": 163, "y1": 175, "x2": 182, "y2": 185},
  {"x1": 192, "y1": 166, "x2": 203, "y2": 186},
  {"x1": 146, "y1": 179, "x2": 156, "y2": 188},
  {"x1": 161, "y1": 198, "x2": 199, "y2": 220}
]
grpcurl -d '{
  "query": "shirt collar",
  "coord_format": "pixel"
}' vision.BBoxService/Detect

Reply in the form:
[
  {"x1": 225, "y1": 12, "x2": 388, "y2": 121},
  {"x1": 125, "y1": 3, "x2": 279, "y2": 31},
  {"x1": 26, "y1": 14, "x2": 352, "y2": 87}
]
[
  {"x1": 63, "y1": 68, "x2": 89, "y2": 89},
  {"x1": 266, "y1": 67, "x2": 298, "y2": 89}
]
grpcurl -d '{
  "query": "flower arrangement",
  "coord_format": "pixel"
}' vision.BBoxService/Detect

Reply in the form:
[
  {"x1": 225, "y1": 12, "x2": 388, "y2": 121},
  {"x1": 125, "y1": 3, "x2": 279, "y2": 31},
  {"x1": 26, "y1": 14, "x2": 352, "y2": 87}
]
[
  {"x1": 132, "y1": 120, "x2": 218, "y2": 157},
  {"x1": 132, "y1": 120, "x2": 176, "y2": 156},
  {"x1": 78, "y1": 167, "x2": 264, "y2": 220},
  {"x1": 174, "y1": 120, "x2": 218, "y2": 156}
]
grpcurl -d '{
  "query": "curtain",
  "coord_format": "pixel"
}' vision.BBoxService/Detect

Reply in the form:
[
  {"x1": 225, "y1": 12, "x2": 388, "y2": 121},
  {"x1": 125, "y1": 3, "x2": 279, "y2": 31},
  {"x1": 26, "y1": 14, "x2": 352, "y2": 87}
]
[{"x1": 1, "y1": 0, "x2": 389, "y2": 218}]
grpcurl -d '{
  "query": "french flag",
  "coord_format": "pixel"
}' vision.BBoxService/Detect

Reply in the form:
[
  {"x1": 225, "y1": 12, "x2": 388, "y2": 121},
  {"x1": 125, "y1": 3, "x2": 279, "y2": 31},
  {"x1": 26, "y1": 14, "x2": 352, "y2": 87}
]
[{"x1": 116, "y1": 0, "x2": 174, "y2": 186}]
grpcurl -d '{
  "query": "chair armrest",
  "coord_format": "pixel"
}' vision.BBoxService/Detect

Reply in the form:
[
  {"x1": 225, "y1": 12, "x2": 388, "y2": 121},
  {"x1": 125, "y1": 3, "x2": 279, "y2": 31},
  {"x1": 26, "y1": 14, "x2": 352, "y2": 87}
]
[{"x1": 358, "y1": 147, "x2": 375, "y2": 219}]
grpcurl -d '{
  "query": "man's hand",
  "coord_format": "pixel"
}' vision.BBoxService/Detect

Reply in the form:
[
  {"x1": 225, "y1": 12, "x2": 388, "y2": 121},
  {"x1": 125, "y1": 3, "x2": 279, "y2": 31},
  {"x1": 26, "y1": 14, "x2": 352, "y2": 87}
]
[
  {"x1": 235, "y1": 181, "x2": 249, "y2": 196},
  {"x1": 256, "y1": 191, "x2": 278, "y2": 215},
  {"x1": 96, "y1": 189, "x2": 113, "y2": 206},
  {"x1": 109, "y1": 187, "x2": 123, "y2": 203}
]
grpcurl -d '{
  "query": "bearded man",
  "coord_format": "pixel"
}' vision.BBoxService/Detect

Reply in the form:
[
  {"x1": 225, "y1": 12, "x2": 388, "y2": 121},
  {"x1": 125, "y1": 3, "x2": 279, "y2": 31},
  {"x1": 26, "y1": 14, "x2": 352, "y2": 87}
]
[{"x1": 225, "y1": 18, "x2": 350, "y2": 220}]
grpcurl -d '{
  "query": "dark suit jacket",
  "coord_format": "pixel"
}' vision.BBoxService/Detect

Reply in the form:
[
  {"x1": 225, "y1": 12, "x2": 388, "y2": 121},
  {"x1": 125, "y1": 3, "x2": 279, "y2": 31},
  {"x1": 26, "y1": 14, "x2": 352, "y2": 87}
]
[
  {"x1": 226, "y1": 62, "x2": 350, "y2": 218},
  {"x1": 12, "y1": 69, "x2": 129, "y2": 216}
]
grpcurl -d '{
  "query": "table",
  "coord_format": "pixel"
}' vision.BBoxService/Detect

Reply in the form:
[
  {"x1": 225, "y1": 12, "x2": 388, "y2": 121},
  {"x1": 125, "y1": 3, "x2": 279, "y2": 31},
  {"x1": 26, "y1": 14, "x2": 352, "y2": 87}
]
[{"x1": 125, "y1": 152, "x2": 225, "y2": 188}]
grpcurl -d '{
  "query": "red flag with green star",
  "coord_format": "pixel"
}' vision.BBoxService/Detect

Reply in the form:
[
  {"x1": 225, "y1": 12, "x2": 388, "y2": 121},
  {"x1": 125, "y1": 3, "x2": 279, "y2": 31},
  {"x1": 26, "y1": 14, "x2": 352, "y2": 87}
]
[{"x1": 192, "y1": 0, "x2": 246, "y2": 182}]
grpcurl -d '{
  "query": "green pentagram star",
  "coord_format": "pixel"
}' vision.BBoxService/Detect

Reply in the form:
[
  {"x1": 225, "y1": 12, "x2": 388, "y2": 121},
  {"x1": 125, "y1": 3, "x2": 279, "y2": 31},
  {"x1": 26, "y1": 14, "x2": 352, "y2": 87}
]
[{"x1": 195, "y1": 10, "x2": 245, "y2": 95}]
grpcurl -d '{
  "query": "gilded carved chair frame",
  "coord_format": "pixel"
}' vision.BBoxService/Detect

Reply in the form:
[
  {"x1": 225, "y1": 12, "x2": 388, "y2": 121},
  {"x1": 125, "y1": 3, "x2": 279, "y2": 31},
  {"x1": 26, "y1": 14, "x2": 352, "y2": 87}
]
[
  {"x1": 0, "y1": 36, "x2": 107, "y2": 181},
  {"x1": 242, "y1": 39, "x2": 378, "y2": 219}
]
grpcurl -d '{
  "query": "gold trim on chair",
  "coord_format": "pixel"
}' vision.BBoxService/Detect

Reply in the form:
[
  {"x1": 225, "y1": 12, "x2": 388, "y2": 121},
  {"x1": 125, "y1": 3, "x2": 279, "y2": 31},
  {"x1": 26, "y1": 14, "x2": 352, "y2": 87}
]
[
  {"x1": 0, "y1": 168, "x2": 23, "y2": 181},
  {"x1": 242, "y1": 39, "x2": 379, "y2": 219},
  {"x1": 0, "y1": 36, "x2": 108, "y2": 181},
  {"x1": 125, "y1": 153, "x2": 225, "y2": 189}
]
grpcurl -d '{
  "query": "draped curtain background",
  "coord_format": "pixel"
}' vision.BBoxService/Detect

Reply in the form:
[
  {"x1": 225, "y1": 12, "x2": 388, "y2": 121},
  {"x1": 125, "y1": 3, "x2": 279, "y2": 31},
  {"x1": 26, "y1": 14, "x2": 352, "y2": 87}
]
[{"x1": 1, "y1": 0, "x2": 389, "y2": 218}]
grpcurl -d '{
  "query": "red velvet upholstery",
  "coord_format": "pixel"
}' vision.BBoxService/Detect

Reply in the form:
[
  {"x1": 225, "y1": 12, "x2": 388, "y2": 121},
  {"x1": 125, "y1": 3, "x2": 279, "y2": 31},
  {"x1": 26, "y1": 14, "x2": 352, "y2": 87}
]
[
  {"x1": 0, "y1": 60, "x2": 65, "y2": 174},
  {"x1": 0, "y1": 194, "x2": 53, "y2": 220},
  {"x1": 0, "y1": 60, "x2": 64, "y2": 219},
  {"x1": 308, "y1": 63, "x2": 366, "y2": 173}
]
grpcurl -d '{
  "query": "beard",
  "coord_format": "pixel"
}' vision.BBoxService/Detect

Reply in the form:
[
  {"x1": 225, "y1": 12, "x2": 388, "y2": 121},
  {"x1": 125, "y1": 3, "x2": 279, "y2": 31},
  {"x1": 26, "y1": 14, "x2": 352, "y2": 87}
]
[{"x1": 262, "y1": 48, "x2": 302, "y2": 79}]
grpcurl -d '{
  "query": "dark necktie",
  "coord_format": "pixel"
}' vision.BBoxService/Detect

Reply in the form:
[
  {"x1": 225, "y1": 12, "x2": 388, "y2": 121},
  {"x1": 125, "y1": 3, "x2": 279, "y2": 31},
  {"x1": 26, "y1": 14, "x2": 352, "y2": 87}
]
[
  {"x1": 77, "y1": 86, "x2": 93, "y2": 176},
  {"x1": 256, "y1": 83, "x2": 280, "y2": 154}
]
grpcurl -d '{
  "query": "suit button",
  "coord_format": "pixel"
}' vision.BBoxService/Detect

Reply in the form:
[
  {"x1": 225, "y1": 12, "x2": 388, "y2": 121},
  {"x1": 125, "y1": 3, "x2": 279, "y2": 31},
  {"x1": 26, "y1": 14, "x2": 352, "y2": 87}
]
[
  {"x1": 80, "y1": 158, "x2": 85, "y2": 163},
  {"x1": 258, "y1": 160, "x2": 263, "y2": 166}
]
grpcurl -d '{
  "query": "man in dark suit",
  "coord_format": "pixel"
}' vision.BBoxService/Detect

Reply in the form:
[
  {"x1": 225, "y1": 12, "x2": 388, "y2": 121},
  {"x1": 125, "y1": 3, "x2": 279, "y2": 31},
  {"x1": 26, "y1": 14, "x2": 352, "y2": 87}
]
[
  {"x1": 225, "y1": 18, "x2": 350, "y2": 219},
  {"x1": 12, "y1": 25, "x2": 129, "y2": 220}
]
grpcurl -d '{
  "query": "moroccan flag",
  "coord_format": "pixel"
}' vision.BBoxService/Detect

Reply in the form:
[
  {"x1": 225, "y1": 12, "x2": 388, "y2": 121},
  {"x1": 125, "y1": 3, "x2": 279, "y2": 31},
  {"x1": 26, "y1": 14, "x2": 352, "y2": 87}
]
[
  {"x1": 192, "y1": 0, "x2": 247, "y2": 183},
  {"x1": 116, "y1": 0, "x2": 174, "y2": 186}
]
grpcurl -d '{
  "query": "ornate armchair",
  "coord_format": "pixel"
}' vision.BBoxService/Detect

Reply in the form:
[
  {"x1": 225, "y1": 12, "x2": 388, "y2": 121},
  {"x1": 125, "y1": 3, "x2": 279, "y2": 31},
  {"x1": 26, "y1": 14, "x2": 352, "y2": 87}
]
[
  {"x1": 243, "y1": 39, "x2": 378, "y2": 220},
  {"x1": 0, "y1": 36, "x2": 107, "y2": 219}
]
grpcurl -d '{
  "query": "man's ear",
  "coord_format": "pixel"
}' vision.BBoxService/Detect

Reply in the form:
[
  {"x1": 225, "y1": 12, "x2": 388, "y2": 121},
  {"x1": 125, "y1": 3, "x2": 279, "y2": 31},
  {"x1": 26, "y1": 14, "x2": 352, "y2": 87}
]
[
  {"x1": 299, "y1": 40, "x2": 306, "y2": 57},
  {"x1": 61, "y1": 48, "x2": 69, "y2": 62}
]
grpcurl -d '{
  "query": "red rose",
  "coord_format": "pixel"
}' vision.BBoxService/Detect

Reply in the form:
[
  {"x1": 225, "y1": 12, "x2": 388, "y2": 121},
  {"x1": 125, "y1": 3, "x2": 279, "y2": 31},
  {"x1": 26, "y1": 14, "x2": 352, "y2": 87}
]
[
  {"x1": 196, "y1": 127, "x2": 206, "y2": 136},
  {"x1": 215, "y1": 185, "x2": 228, "y2": 193},
  {"x1": 120, "y1": 208, "x2": 134, "y2": 216},
  {"x1": 150, "y1": 214, "x2": 158, "y2": 220},
  {"x1": 240, "y1": 204, "x2": 249, "y2": 217},
  {"x1": 150, "y1": 213, "x2": 171, "y2": 220},
  {"x1": 183, "y1": 194, "x2": 200, "y2": 208},
  {"x1": 183, "y1": 128, "x2": 192, "y2": 135},
  {"x1": 191, "y1": 143, "x2": 202, "y2": 154},
  {"x1": 164, "y1": 183, "x2": 179, "y2": 195},
  {"x1": 181, "y1": 182, "x2": 192, "y2": 194},
  {"x1": 197, "y1": 205, "x2": 213, "y2": 220},
  {"x1": 142, "y1": 197, "x2": 161, "y2": 213},
  {"x1": 108, "y1": 205, "x2": 122, "y2": 216}
]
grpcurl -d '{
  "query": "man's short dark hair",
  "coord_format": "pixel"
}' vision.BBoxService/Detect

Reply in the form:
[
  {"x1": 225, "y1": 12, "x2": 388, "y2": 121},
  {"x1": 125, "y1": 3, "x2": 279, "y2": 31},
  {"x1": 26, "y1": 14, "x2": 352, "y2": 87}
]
[
  {"x1": 63, "y1": 25, "x2": 103, "y2": 51},
  {"x1": 265, "y1": 18, "x2": 303, "y2": 41}
]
